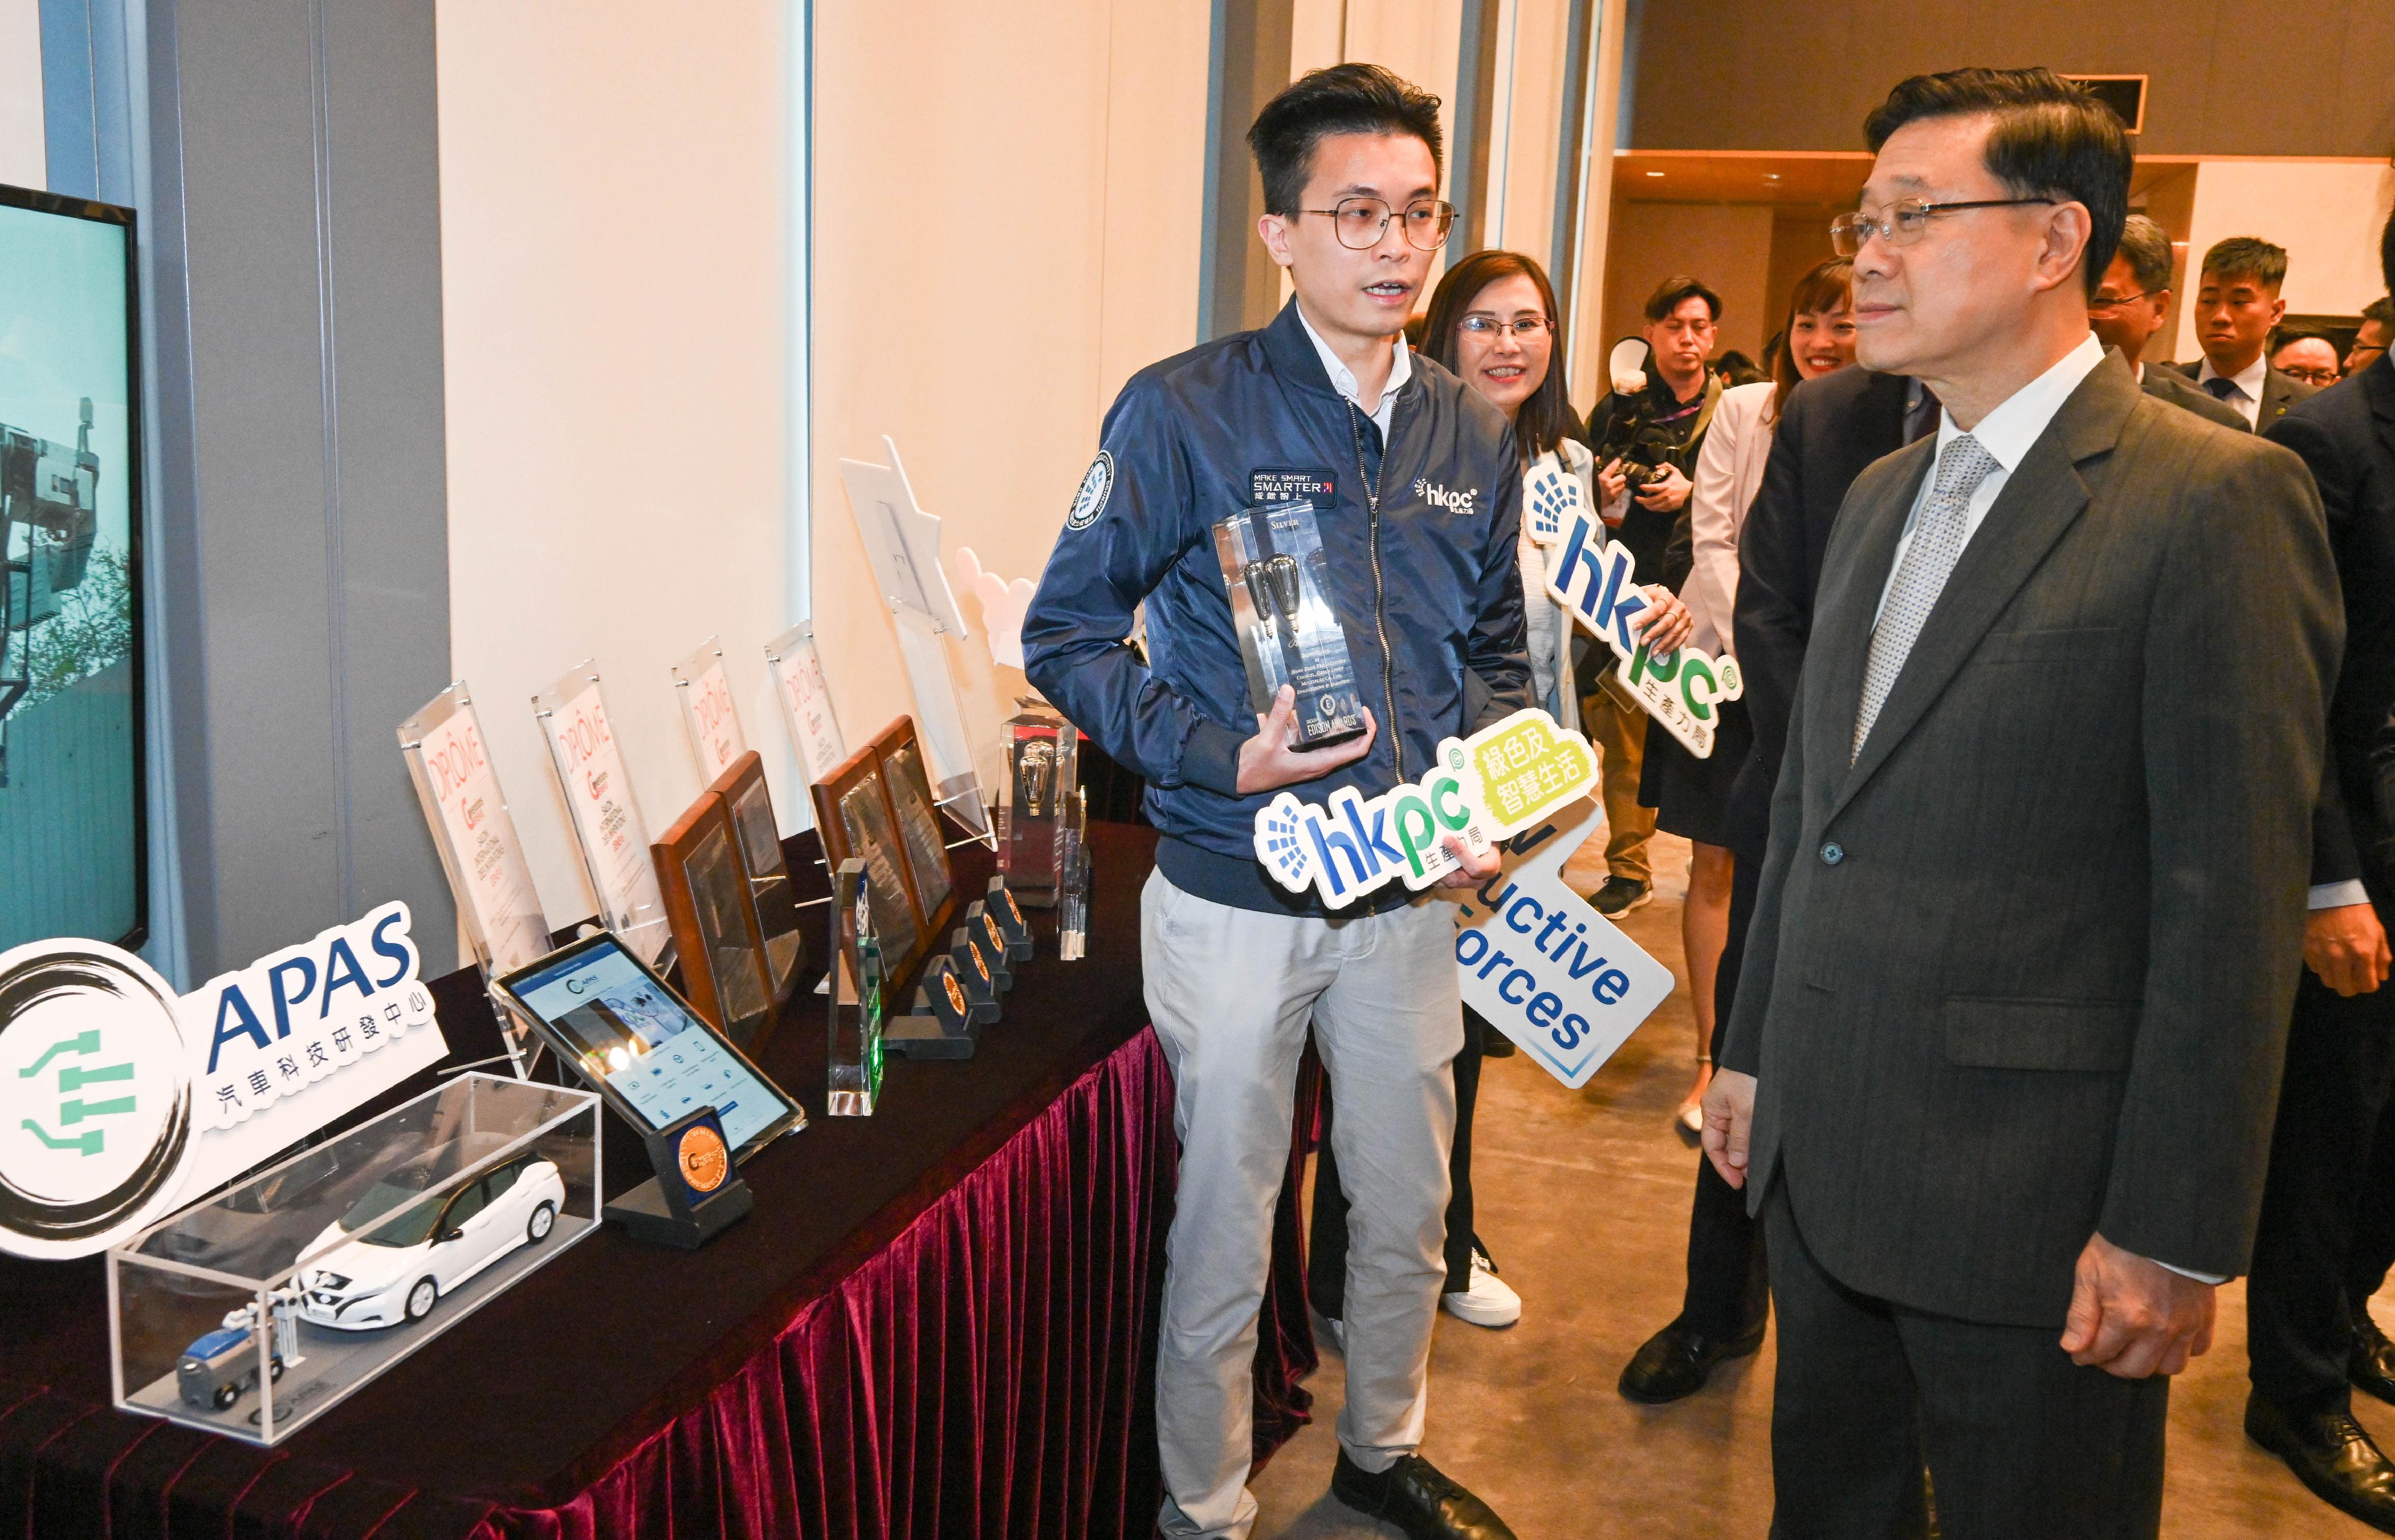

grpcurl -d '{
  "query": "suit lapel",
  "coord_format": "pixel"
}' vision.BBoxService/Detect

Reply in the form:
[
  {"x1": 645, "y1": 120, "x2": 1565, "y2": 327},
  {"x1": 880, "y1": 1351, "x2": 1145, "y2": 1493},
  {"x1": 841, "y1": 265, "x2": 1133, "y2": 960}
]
[
  {"x1": 1806, "y1": 438, "x2": 1932, "y2": 789},
  {"x1": 1828, "y1": 356, "x2": 2141, "y2": 819}
]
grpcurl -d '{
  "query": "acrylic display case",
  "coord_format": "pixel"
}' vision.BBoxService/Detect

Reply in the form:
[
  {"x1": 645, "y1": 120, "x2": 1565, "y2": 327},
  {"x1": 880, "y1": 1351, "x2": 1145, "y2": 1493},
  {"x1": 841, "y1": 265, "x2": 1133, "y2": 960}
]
[{"x1": 110, "y1": 1073, "x2": 600, "y2": 1446}]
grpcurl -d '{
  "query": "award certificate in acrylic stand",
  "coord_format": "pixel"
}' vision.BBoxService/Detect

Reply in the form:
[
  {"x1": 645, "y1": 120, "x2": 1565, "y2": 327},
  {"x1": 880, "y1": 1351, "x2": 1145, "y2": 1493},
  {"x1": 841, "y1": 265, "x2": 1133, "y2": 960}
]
[
  {"x1": 671, "y1": 635, "x2": 747, "y2": 783},
  {"x1": 532, "y1": 662, "x2": 671, "y2": 965},
  {"x1": 836, "y1": 437, "x2": 995, "y2": 847},
  {"x1": 764, "y1": 619, "x2": 848, "y2": 785},
  {"x1": 827, "y1": 860, "x2": 886, "y2": 1115},
  {"x1": 398, "y1": 682, "x2": 551, "y2": 1076}
]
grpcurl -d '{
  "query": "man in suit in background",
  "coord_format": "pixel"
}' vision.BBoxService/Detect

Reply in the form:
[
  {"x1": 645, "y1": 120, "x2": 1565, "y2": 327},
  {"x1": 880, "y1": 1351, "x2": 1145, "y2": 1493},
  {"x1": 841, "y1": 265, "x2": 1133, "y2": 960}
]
[
  {"x1": 2348, "y1": 296, "x2": 2390, "y2": 380},
  {"x1": 1616, "y1": 356, "x2": 1916, "y2": 1403},
  {"x1": 2171, "y1": 235, "x2": 2320, "y2": 428},
  {"x1": 2089, "y1": 214, "x2": 2247, "y2": 429},
  {"x1": 2245, "y1": 207, "x2": 2395, "y2": 1536},
  {"x1": 1705, "y1": 68, "x2": 2341, "y2": 1537}
]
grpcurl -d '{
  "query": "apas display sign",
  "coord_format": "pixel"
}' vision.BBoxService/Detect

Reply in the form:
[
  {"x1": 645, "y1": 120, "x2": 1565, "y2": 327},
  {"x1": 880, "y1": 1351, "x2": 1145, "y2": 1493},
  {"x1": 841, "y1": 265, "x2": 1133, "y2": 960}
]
[{"x1": 0, "y1": 904, "x2": 447, "y2": 1260}]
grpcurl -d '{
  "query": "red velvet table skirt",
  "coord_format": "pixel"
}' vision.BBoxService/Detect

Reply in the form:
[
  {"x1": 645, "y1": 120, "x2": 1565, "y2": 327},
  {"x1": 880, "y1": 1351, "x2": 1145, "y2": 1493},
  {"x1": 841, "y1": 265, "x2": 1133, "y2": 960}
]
[{"x1": 0, "y1": 1030, "x2": 1323, "y2": 1540}]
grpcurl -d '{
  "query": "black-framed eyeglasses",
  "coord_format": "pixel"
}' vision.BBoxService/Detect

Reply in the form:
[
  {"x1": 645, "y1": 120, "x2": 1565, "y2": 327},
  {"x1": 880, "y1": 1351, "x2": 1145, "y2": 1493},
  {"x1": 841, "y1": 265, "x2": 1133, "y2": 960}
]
[
  {"x1": 1302, "y1": 196, "x2": 1457, "y2": 251},
  {"x1": 1830, "y1": 196, "x2": 2057, "y2": 256},
  {"x1": 2087, "y1": 290, "x2": 2155, "y2": 316},
  {"x1": 1457, "y1": 314, "x2": 1551, "y2": 339}
]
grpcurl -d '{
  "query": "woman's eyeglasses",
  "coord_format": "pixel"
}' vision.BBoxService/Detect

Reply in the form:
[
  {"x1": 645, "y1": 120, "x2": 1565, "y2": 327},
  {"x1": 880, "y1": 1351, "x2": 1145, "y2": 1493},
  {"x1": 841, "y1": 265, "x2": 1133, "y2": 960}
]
[{"x1": 1457, "y1": 315, "x2": 1551, "y2": 339}]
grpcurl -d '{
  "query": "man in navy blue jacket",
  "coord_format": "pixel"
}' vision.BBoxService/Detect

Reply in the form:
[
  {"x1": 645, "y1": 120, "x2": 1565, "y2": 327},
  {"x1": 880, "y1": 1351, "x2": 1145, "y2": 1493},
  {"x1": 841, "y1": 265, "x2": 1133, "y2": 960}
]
[{"x1": 1023, "y1": 64, "x2": 1525, "y2": 1540}]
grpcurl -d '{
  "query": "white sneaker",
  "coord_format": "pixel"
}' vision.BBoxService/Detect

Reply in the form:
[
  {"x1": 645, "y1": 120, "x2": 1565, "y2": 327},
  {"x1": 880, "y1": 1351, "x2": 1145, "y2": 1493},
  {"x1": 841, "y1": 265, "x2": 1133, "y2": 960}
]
[
  {"x1": 1442, "y1": 1247, "x2": 1522, "y2": 1328},
  {"x1": 1314, "y1": 1309, "x2": 1346, "y2": 1356}
]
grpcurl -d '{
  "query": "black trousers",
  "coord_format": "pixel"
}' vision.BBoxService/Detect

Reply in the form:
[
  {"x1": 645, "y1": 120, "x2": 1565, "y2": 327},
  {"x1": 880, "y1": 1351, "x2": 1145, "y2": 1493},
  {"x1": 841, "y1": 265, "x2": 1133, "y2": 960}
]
[
  {"x1": 1680, "y1": 849, "x2": 1769, "y2": 1335},
  {"x1": 1765, "y1": 1178, "x2": 2169, "y2": 1540},
  {"x1": 1309, "y1": 1010, "x2": 1483, "y2": 1315},
  {"x1": 2247, "y1": 963, "x2": 2395, "y2": 1415}
]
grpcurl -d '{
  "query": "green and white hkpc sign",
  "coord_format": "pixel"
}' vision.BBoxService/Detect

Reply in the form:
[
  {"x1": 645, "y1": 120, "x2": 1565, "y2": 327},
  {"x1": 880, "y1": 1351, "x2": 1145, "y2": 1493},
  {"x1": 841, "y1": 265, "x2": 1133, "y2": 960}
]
[{"x1": 0, "y1": 903, "x2": 447, "y2": 1260}]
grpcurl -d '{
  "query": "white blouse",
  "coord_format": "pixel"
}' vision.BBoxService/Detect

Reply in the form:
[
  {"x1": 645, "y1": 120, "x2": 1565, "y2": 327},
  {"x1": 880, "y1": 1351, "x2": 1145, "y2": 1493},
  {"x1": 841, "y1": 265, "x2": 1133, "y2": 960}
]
[{"x1": 1682, "y1": 379, "x2": 1777, "y2": 659}]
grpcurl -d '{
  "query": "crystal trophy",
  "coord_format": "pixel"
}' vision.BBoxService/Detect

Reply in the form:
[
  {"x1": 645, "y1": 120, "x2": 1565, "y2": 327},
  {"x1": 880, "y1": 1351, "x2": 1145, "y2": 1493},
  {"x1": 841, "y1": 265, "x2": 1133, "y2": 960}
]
[
  {"x1": 827, "y1": 859, "x2": 886, "y2": 1116},
  {"x1": 398, "y1": 682, "x2": 551, "y2": 1076},
  {"x1": 998, "y1": 697, "x2": 1078, "y2": 907},
  {"x1": 1213, "y1": 500, "x2": 1364, "y2": 749},
  {"x1": 1058, "y1": 787, "x2": 1091, "y2": 961}
]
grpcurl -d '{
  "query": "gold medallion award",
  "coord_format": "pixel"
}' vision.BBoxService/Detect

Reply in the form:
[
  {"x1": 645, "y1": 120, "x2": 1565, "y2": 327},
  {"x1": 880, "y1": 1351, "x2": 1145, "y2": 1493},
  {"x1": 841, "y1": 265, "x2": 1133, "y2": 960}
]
[
  {"x1": 943, "y1": 969, "x2": 968, "y2": 1015},
  {"x1": 677, "y1": 1121, "x2": 730, "y2": 1196}
]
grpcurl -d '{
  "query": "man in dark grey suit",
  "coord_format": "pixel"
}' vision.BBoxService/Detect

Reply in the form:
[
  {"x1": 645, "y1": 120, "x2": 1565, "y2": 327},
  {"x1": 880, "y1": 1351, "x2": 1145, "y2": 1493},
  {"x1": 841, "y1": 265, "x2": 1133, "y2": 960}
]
[
  {"x1": 2089, "y1": 214, "x2": 2246, "y2": 430},
  {"x1": 1705, "y1": 68, "x2": 2342, "y2": 1538},
  {"x1": 2245, "y1": 207, "x2": 2395, "y2": 1535},
  {"x1": 2168, "y1": 235, "x2": 2320, "y2": 428}
]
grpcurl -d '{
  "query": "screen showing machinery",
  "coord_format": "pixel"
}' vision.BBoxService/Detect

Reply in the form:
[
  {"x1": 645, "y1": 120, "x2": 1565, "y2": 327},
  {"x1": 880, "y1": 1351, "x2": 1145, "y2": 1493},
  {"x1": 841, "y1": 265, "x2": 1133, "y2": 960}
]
[{"x1": 0, "y1": 185, "x2": 144, "y2": 949}]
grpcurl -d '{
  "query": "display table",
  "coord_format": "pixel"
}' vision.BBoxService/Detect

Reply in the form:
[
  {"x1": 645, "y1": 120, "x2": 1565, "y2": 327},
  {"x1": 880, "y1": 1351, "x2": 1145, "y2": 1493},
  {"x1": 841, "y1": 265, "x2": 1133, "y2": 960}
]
[{"x1": 0, "y1": 821, "x2": 1322, "y2": 1539}]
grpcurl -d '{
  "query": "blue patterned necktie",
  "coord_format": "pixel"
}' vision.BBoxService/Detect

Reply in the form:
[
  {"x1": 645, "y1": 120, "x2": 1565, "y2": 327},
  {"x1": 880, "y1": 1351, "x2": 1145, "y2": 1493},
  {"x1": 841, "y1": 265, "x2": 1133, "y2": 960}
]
[{"x1": 1853, "y1": 433, "x2": 2002, "y2": 761}]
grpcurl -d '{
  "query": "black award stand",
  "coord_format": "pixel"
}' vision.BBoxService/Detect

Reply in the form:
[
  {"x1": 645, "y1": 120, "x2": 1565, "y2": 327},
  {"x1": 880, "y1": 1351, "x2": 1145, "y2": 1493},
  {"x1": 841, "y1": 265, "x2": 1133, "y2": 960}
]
[{"x1": 605, "y1": 1105, "x2": 753, "y2": 1249}]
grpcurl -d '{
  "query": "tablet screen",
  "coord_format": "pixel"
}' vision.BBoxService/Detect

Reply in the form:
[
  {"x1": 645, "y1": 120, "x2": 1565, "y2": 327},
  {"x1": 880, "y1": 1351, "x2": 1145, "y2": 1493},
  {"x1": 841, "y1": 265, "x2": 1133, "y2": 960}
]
[{"x1": 504, "y1": 937, "x2": 792, "y2": 1159}]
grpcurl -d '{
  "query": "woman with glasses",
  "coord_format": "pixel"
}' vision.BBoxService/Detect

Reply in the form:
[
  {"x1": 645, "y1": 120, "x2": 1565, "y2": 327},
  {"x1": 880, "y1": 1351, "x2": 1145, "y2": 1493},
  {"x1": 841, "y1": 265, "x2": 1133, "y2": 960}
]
[{"x1": 1306, "y1": 248, "x2": 1690, "y2": 1341}]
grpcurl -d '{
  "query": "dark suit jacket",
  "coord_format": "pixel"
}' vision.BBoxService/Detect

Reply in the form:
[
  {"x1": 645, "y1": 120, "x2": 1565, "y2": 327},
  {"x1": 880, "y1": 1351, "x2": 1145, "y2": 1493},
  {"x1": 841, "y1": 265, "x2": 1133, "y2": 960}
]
[
  {"x1": 2270, "y1": 356, "x2": 2395, "y2": 910},
  {"x1": 2167, "y1": 356, "x2": 2319, "y2": 426},
  {"x1": 1720, "y1": 354, "x2": 2341, "y2": 1327},
  {"x1": 2140, "y1": 360, "x2": 2248, "y2": 429},
  {"x1": 1720, "y1": 366, "x2": 1911, "y2": 860}
]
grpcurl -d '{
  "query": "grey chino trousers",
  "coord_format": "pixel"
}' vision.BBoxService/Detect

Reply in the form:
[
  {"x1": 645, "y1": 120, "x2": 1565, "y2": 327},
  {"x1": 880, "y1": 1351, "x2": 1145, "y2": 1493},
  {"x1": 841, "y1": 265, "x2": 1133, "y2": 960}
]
[{"x1": 1143, "y1": 868, "x2": 1462, "y2": 1539}]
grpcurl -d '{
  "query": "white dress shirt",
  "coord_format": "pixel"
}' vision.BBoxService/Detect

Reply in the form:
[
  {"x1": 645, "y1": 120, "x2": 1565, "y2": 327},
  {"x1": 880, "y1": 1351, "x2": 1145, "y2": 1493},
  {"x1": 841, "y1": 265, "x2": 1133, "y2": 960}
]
[
  {"x1": 2193, "y1": 352, "x2": 2269, "y2": 429},
  {"x1": 1295, "y1": 304, "x2": 1410, "y2": 438},
  {"x1": 1683, "y1": 379, "x2": 1776, "y2": 657},
  {"x1": 1873, "y1": 333, "x2": 2106, "y2": 626}
]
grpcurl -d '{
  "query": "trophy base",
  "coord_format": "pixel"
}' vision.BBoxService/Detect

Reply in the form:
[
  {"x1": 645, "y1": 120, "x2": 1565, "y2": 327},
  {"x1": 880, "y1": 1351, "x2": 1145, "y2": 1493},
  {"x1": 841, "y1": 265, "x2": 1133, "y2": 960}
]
[
  {"x1": 884, "y1": 1012, "x2": 978, "y2": 1059},
  {"x1": 605, "y1": 1175, "x2": 753, "y2": 1250}
]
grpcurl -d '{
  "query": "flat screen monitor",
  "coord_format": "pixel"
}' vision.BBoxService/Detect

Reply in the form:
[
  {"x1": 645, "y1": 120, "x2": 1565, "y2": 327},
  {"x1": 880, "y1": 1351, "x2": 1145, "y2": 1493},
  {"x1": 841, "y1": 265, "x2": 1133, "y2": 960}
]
[{"x1": 0, "y1": 183, "x2": 144, "y2": 950}]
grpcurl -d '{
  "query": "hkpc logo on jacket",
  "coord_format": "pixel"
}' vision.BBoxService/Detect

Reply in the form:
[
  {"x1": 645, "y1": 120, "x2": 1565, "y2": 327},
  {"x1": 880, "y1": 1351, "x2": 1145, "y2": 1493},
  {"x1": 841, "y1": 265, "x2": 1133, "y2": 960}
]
[
  {"x1": 0, "y1": 904, "x2": 448, "y2": 1259},
  {"x1": 1410, "y1": 477, "x2": 1480, "y2": 514}
]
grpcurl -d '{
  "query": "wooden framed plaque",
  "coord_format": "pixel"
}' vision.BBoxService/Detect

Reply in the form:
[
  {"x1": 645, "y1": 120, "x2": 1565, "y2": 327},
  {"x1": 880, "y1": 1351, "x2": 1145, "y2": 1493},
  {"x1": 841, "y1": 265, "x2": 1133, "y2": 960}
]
[
  {"x1": 868, "y1": 717, "x2": 961, "y2": 949},
  {"x1": 707, "y1": 750, "x2": 807, "y2": 1006},
  {"x1": 810, "y1": 735, "x2": 928, "y2": 987},
  {"x1": 653, "y1": 791, "x2": 776, "y2": 1048}
]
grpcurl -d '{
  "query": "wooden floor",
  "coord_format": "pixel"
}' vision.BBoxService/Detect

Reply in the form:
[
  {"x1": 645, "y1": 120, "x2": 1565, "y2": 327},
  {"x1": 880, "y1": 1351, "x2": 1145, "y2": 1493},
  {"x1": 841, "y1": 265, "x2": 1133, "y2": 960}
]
[{"x1": 1247, "y1": 830, "x2": 2391, "y2": 1538}]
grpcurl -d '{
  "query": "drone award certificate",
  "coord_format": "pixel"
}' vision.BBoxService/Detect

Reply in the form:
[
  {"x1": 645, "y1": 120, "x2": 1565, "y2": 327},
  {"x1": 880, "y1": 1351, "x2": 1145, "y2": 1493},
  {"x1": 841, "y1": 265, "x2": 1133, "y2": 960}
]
[
  {"x1": 765, "y1": 620, "x2": 848, "y2": 783},
  {"x1": 399, "y1": 686, "x2": 550, "y2": 985},
  {"x1": 671, "y1": 637, "x2": 747, "y2": 783},
  {"x1": 532, "y1": 665, "x2": 669, "y2": 963}
]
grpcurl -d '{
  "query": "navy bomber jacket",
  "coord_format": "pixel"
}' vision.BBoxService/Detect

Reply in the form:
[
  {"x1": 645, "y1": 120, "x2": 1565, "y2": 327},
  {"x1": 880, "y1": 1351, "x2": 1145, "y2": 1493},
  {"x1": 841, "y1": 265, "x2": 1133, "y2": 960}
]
[{"x1": 1022, "y1": 298, "x2": 1531, "y2": 917}]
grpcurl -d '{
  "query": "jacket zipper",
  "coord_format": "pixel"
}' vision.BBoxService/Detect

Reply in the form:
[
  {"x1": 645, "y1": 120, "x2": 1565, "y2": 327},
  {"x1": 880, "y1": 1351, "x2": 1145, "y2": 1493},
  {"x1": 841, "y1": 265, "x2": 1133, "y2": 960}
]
[{"x1": 1345, "y1": 399, "x2": 1404, "y2": 782}]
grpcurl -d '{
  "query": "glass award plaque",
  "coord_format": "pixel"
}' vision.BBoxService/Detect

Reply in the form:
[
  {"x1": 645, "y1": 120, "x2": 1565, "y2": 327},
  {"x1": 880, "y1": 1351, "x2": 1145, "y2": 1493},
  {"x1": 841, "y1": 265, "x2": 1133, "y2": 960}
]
[
  {"x1": 763, "y1": 620, "x2": 848, "y2": 785},
  {"x1": 1212, "y1": 499, "x2": 1364, "y2": 748},
  {"x1": 398, "y1": 682, "x2": 551, "y2": 1076},
  {"x1": 829, "y1": 860, "x2": 886, "y2": 1116},
  {"x1": 530, "y1": 662, "x2": 670, "y2": 965},
  {"x1": 1059, "y1": 787, "x2": 1090, "y2": 962},
  {"x1": 998, "y1": 697, "x2": 1078, "y2": 906},
  {"x1": 653, "y1": 792, "x2": 774, "y2": 1048},
  {"x1": 712, "y1": 750, "x2": 805, "y2": 1005},
  {"x1": 871, "y1": 717, "x2": 959, "y2": 944},
  {"x1": 671, "y1": 635, "x2": 748, "y2": 783},
  {"x1": 811, "y1": 738, "x2": 927, "y2": 985}
]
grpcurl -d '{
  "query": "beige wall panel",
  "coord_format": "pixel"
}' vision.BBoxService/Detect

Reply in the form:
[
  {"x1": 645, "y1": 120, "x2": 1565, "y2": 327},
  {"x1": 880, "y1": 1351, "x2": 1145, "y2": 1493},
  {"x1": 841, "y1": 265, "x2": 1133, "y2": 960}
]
[
  {"x1": 436, "y1": 0, "x2": 790, "y2": 920},
  {"x1": 2172, "y1": 160, "x2": 2395, "y2": 361},
  {"x1": 812, "y1": 0, "x2": 1211, "y2": 795}
]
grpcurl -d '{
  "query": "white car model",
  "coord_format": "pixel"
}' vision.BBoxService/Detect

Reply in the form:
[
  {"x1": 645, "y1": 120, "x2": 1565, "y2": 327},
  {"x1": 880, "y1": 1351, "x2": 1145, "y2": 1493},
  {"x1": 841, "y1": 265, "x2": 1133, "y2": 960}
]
[{"x1": 297, "y1": 1135, "x2": 564, "y2": 1331}]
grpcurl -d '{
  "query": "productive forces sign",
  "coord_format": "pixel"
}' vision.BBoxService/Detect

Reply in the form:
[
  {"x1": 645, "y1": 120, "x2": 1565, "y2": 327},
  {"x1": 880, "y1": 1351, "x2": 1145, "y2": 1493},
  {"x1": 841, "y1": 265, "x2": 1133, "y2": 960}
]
[
  {"x1": 0, "y1": 903, "x2": 446, "y2": 1259},
  {"x1": 1523, "y1": 460, "x2": 1743, "y2": 757},
  {"x1": 1253, "y1": 709, "x2": 1603, "y2": 908}
]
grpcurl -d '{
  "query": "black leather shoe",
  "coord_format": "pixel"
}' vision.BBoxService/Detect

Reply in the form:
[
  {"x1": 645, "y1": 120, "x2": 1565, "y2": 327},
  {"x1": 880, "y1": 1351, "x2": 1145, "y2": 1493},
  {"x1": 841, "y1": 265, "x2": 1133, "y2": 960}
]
[
  {"x1": 1618, "y1": 1312, "x2": 1768, "y2": 1404},
  {"x1": 2246, "y1": 1390, "x2": 2395, "y2": 1534},
  {"x1": 2354, "y1": 1310, "x2": 2395, "y2": 1407},
  {"x1": 1329, "y1": 1450, "x2": 1517, "y2": 1540}
]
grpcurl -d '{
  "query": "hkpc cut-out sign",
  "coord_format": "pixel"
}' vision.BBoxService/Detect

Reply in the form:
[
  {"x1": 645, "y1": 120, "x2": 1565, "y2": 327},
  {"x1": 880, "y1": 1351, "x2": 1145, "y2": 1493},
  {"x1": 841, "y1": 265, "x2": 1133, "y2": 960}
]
[
  {"x1": 1524, "y1": 457, "x2": 1743, "y2": 757},
  {"x1": 0, "y1": 904, "x2": 447, "y2": 1259},
  {"x1": 1254, "y1": 709, "x2": 1605, "y2": 908}
]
